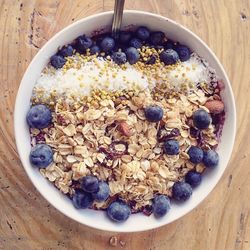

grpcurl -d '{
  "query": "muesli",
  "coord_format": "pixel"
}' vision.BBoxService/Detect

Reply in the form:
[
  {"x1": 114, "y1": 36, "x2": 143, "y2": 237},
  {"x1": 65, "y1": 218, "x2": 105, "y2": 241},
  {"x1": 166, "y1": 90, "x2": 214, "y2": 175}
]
[{"x1": 27, "y1": 26, "x2": 225, "y2": 222}]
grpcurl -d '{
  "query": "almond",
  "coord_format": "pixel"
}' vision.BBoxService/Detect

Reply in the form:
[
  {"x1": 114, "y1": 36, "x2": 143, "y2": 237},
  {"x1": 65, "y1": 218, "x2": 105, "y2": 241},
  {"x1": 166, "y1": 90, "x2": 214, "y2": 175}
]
[
  {"x1": 118, "y1": 122, "x2": 132, "y2": 137},
  {"x1": 204, "y1": 100, "x2": 224, "y2": 114}
]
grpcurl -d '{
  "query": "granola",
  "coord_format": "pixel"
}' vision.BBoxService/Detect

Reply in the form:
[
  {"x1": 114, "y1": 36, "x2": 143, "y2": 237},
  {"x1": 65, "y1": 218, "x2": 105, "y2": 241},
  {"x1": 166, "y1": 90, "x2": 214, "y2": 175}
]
[{"x1": 31, "y1": 85, "x2": 222, "y2": 211}]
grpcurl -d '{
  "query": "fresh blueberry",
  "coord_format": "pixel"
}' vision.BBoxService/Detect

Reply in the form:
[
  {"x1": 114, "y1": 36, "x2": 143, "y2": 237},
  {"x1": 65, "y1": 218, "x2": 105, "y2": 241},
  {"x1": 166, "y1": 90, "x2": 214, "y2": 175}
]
[
  {"x1": 149, "y1": 31, "x2": 165, "y2": 45},
  {"x1": 153, "y1": 195, "x2": 171, "y2": 218},
  {"x1": 100, "y1": 36, "x2": 115, "y2": 52},
  {"x1": 193, "y1": 109, "x2": 211, "y2": 129},
  {"x1": 203, "y1": 150, "x2": 219, "y2": 168},
  {"x1": 163, "y1": 40, "x2": 175, "y2": 50},
  {"x1": 29, "y1": 144, "x2": 53, "y2": 168},
  {"x1": 50, "y1": 55, "x2": 66, "y2": 69},
  {"x1": 185, "y1": 170, "x2": 202, "y2": 187},
  {"x1": 27, "y1": 104, "x2": 52, "y2": 129},
  {"x1": 107, "y1": 201, "x2": 131, "y2": 222},
  {"x1": 144, "y1": 105, "x2": 163, "y2": 122},
  {"x1": 90, "y1": 45, "x2": 100, "y2": 55},
  {"x1": 82, "y1": 176, "x2": 99, "y2": 193},
  {"x1": 164, "y1": 139, "x2": 180, "y2": 155},
  {"x1": 92, "y1": 181, "x2": 110, "y2": 202},
  {"x1": 160, "y1": 49, "x2": 179, "y2": 65},
  {"x1": 119, "y1": 31, "x2": 132, "y2": 44},
  {"x1": 129, "y1": 38, "x2": 143, "y2": 49},
  {"x1": 112, "y1": 51, "x2": 127, "y2": 65},
  {"x1": 172, "y1": 182, "x2": 192, "y2": 201},
  {"x1": 136, "y1": 26, "x2": 150, "y2": 41},
  {"x1": 72, "y1": 189, "x2": 94, "y2": 209},
  {"x1": 188, "y1": 146, "x2": 204, "y2": 164},
  {"x1": 175, "y1": 44, "x2": 191, "y2": 62},
  {"x1": 75, "y1": 35, "x2": 93, "y2": 53},
  {"x1": 125, "y1": 47, "x2": 140, "y2": 64},
  {"x1": 59, "y1": 45, "x2": 74, "y2": 57}
]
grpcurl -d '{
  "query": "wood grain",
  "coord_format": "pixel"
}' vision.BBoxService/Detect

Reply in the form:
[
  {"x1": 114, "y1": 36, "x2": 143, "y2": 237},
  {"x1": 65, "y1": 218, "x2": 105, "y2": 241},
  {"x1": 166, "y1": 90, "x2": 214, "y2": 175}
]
[{"x1": 0, "y1": 0, "x2": 249, "y2": 249}]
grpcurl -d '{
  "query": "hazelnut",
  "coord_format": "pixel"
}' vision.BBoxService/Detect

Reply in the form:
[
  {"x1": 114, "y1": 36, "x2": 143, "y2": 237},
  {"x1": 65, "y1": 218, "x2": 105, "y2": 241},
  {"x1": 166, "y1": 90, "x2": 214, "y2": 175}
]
[{"x1": 205, "y1": 100, "x2": 224, "y2": 114}]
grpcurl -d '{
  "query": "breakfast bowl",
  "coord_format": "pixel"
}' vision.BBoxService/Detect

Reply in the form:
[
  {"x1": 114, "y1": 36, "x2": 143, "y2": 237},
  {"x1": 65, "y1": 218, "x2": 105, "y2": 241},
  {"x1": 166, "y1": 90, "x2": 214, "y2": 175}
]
[{"x1": 14, "y1": 10, "x2": 236, "y2": 232}]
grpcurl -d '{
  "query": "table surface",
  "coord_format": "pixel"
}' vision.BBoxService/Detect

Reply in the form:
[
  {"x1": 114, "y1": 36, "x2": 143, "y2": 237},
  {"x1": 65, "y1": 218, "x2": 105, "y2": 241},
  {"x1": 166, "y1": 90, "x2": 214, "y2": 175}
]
[{"x1": 1, "y1": 0, "x2": 249, "y2": 249}]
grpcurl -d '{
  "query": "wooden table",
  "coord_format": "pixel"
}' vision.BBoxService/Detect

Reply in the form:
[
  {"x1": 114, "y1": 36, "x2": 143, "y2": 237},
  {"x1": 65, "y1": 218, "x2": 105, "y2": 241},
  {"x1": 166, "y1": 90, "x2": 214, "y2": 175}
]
[{"x1": 0, "y1": 0, "x2": 249, "y2": 249}]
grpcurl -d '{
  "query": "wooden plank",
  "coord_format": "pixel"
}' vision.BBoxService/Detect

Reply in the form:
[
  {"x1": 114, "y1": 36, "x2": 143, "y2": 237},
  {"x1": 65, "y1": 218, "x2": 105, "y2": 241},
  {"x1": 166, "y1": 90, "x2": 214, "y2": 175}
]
[{"x1": 0, "y1": 0, "x2": 249, "y2": 249}]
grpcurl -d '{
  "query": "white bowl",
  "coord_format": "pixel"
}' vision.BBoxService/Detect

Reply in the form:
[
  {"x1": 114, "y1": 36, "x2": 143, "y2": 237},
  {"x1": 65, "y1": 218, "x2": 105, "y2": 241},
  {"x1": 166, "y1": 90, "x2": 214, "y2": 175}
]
[{"x1": 14, "y1": 10, "x2": 236, "y2": 232}]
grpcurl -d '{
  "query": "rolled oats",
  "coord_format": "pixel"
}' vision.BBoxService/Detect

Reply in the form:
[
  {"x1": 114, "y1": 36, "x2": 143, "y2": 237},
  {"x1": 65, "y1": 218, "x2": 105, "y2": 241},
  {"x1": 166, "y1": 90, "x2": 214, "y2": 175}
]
[
  {"x1": 31, "y1": 83, "x2": 221, "y2": 211},
  {"x1": 74, "y1": 145, "x2": 89, "y2": 157},
  {"x1": 128, "y1": 144, "x2": 140, "y2": 155},
  {"x1": 66, "y1": 155, "x2": 77, "y2": 163},
  {"x1": 121, "y1": 155, "x2": 132, "y2": 163},
  {"x1": 63, "y1": 124, "x2": 76, "y2": 136},
  {"x1": 58, "y1": 144, "x2": 73, "y2": 155}
]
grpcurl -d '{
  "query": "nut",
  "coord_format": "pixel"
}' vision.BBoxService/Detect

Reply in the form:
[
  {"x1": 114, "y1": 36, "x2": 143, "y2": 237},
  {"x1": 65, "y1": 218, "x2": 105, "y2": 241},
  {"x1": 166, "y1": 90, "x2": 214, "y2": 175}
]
[
  {"x1": 204, "y1": 100, "x2": 224, "y2": 114},
  {"x1": 118, "y1": 122, "x2": 132, "y2": 137}
]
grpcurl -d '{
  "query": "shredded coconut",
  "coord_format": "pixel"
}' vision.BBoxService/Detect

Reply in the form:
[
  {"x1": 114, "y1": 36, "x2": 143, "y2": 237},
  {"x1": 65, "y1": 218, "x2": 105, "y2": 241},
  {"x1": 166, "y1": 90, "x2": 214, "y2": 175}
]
[
  {"x1": 165, "y1": 54, "x2": 211, "y2": 87},
  {"x1": 34, "y1": 58, "x2": 151, "y2": 99},
  {"x1": 33, "y1": 53, "x2": 213, "y2": 101}
]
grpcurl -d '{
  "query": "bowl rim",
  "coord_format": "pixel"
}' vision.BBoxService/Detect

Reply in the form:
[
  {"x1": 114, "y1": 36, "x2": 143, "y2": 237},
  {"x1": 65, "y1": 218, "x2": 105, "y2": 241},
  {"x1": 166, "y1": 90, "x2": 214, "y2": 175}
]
[{"x1": 14, "y1": 10, "x2": 236, "y2": 232}]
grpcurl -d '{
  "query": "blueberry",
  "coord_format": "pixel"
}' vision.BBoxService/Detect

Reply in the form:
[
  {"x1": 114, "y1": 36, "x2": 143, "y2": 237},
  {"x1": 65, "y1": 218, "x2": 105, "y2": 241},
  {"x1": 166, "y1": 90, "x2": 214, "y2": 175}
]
[
  {"x1": 90, "y1": 45, "x2": 100, "y2": 55},
  {"x1": 136, "y1": 26, "x2": 150, "y2": 41},
  {"x1": 50, "y1": 55, "x2": 66, "y2": 69},
  {"x1": 193, "y1": 109, "x2": 211, "y2": 130},
  {"x1": 144, "y1": 105, "x2": 163, "y2": 122},
  {"x1": 112, "y1": 51, "x2": 127, "y2": 65},
  {"x1": 29, "y1": 144, "x2": 53, "y2": 168},
  {"x1": 100, "y1": 37, "x2": 115, "y2": 52},
  {"x1": 82, "y1": 176, "x2": 99, "y2": 193},
  {"x1": 153, "y1": 195, "x2": 171, "y2": 218},
  {"x1": 203, "y1": 150, "x2": 219, "y2": 168},
  {"x1": 163, "y1": 40, "x2": 175, "y2": 50},
  {"x1": 149, "y1": 31, "x2": 165, "y2": 45},
  {"x1": 59, "y1": 45, "x2": 74, "y2": 57},
  {"x1": 188, "y1": 146, "x2": 204, "y2": 164},
  {"x1": 107, "y1": 201, "x2": 131, "y2": 222},
  {"x1": 129, "y1": 38, "x2": 143, "y2": 49},
  {"x1": 160, "y1": 49, "x2": 179, "y2": 65},
  {"x1": 72, "y1": 189, "x2": 94, "y2": 209},
  {"x1": 92, "y1": 181, "x2": 110, "y2": 202},
  {"x1": 185, "y1": 170, "x2": 202, "y2": 187},
  {"x1": 75, "y1": 35, "x2": 93, "y2": 53},
  {"x1": 163, "y1": 139, "x2": 179, "y2": 155},
  {"x1": 125, "y1": 47, "x2": 140, "y2": 64},
  {"x1": 175, "y1": 44, "x2": 191, "y2": 62},
  {"x1": 172, "y1": 182, "x2": 192, "y2": 201},
  {"x1": 27, "y1": 104, "x2": 52, "y2": 129},
  {"x1": 119, "y1": 31, "x2": 132, "y2": 44}
]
